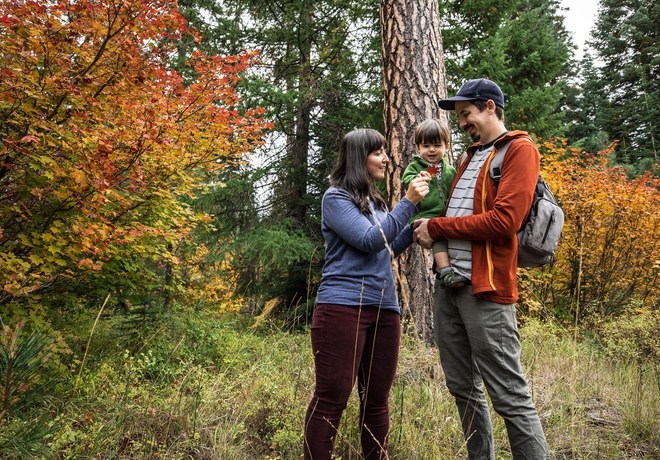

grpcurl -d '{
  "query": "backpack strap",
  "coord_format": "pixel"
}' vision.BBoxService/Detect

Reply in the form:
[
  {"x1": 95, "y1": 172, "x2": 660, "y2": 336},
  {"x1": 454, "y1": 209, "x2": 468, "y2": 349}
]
[{"x1": 489, "y1": 136, "x2": 535, "y2": 185}]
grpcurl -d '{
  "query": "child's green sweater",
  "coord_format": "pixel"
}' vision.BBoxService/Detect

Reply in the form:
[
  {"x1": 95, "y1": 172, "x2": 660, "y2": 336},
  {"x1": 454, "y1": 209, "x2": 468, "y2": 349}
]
[{"x1": 402, "y1": 155, "x2": 456, "y2": 224}]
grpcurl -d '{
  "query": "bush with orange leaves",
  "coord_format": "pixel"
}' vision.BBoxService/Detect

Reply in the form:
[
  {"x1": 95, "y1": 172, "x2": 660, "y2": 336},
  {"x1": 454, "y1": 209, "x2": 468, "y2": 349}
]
[
  {"x1": 183, "y1": 243, "x2": 243, "y2": 313},
  {"x1": 518, "y1": 139, "x2": 659, "y2": 327}
]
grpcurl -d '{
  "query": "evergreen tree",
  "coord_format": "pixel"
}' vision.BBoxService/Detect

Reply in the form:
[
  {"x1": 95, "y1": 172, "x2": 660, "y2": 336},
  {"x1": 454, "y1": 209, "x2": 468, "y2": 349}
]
[
  {"x1": 588, "y1": 0, "x2": 658, "y2": 173},
  {"x1": 499, "y1": 0, "x2": 572, "y2": 137},
  {"x1": 440, "y1": 0, "x2": 573, "y2": 147},
  {"x1": 564, "y1": 52, "x2": 610, "y2": 154}
]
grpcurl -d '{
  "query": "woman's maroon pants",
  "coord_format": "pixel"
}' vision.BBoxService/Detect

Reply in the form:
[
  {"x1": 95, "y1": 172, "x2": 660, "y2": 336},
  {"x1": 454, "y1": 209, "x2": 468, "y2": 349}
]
[{"x1": 304, "y1": 303, "x2": 401, "y2": 460}]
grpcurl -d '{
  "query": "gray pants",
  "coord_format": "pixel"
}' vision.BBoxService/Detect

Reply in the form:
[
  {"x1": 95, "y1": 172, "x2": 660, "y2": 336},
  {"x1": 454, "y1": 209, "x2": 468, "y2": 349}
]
[{"x1": 433, "y1": 285, "x2": 549, "y2": 459}]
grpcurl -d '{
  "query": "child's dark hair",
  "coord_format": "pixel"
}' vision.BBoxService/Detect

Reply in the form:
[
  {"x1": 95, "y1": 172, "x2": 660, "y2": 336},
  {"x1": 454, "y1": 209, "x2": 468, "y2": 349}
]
[
  {"x1": 414, "y1": 119, "x2": 451, "y2": 146},
  {"x1": 330, "y1": 128, "x2": 387, "y2": 214}
]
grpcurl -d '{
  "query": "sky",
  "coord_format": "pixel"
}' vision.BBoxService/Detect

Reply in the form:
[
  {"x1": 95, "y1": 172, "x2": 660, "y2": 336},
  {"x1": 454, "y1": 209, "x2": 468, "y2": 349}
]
[{"x1": 559, "y1": 0, "x2": 600, "y2": 59}]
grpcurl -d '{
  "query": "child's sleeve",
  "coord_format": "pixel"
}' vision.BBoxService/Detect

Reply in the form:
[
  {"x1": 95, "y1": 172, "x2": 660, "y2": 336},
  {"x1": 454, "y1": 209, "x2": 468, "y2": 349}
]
[{"x1": 402, "y1": 161, "x2": 421, "y2": 190}]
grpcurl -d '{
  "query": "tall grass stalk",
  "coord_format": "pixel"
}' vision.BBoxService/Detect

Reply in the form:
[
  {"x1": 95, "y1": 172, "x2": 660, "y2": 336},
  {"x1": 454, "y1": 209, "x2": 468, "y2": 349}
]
[
  {"x1": 74, "y1": 293, "x2": 110, "y2": 396},
  {"x1": 570, "y1": 219, "x2": 586, "y2": 457}
]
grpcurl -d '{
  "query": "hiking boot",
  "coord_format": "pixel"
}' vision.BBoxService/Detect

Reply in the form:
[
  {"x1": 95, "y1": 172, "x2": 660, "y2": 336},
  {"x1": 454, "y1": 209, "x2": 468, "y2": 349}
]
[
  {"x1": 439, "y1": 267, "x2": 469, "y2": 288},
  {"x1": 435, "y1": 268, "x2": 446, "y2": 288}
]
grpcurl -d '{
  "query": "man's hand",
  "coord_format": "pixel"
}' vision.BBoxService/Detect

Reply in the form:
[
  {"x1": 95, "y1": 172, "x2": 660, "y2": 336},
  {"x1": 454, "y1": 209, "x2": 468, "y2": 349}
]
[{"x1": 412, "y1": 218, "x2": 434, "y2": 248}]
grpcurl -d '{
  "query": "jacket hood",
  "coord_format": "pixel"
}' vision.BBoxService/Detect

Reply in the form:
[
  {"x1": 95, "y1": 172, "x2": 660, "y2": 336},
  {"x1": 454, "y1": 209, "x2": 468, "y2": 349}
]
[{"x1": 411, "y1": 154, "x2": 427, "y2": 165}]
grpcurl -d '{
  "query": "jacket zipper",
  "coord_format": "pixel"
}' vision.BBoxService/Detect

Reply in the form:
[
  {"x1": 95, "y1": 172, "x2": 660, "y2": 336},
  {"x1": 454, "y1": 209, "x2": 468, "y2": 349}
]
[
  {"x1": 483, "y1": 148, "x2": 497, "y2": 291},
  {"x1": 541, "y1": 209, "x2": 555, "y2": 244}
]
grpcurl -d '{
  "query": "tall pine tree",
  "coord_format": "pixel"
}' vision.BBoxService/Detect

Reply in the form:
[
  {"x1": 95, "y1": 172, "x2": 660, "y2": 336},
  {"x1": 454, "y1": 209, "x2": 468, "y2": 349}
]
[
  {"x1": 588, "y1": 0, "x2": 658, "y2": 173},
  {"x1": 564, "y1": 52, "x2": 610, "y2": 154},
  {"x1": 440, "y1": 0, "x2": 573, "y2": 148},
  {"x1": 380, "y1": 0, "x2": 447, "y2": 340}
]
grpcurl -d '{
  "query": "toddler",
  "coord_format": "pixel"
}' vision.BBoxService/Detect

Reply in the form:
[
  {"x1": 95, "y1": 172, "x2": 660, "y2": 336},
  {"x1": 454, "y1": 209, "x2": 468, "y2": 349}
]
[{"x1": 402, "y1": 119, "x2": 469, "y2": 288}]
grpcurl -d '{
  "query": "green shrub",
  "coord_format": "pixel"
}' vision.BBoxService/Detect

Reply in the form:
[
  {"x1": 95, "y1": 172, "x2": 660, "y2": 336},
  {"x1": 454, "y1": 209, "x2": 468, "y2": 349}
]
[{"x1": 598, "y1": 306, "x2": 660, "y2": 362}]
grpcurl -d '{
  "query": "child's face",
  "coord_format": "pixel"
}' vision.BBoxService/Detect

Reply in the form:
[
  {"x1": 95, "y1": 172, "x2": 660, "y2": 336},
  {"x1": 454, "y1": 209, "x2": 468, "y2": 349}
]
[{"x1": 416, "y1": 140, "x2": 448, "y2": 165}]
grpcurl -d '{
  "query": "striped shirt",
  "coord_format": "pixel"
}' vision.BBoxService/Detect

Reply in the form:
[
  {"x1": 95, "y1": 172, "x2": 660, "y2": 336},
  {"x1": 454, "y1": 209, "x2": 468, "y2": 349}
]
[{"x1": 445, "y1": 144, "x2": 494, "y2": 280}]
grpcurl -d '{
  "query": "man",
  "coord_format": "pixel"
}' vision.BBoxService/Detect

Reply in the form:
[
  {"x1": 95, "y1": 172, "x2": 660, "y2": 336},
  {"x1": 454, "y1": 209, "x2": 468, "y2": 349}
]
[{"x1": 413, "y1": 78, "x2": 549, "y2": 458}]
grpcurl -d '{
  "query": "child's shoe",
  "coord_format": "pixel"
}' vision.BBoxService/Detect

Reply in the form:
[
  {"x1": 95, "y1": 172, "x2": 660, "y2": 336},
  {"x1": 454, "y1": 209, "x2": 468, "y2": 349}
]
[
  {"x1": 439, "y1": 267, "x2": 469, "y2": 288},
  {"x1": 434, "y1": 268, "x2": 446, "y2": 288}
]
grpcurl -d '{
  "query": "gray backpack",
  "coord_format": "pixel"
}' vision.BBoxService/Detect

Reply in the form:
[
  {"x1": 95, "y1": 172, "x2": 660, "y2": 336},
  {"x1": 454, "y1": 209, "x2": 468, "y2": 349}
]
[{"x1": 490, "y1": 139, "x2": 564, "y2": 268}]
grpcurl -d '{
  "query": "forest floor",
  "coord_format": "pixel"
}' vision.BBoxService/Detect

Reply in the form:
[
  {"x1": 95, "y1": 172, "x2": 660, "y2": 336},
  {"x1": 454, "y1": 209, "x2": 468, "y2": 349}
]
[{"x1": 2, "y1": 311, "x2": 658, "y2": 459}]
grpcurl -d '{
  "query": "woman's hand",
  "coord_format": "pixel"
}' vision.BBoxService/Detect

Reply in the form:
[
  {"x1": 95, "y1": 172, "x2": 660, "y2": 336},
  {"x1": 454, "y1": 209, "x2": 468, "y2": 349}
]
[{"x1": 404, "y1": 172, "x2": 430, "y2": 205}]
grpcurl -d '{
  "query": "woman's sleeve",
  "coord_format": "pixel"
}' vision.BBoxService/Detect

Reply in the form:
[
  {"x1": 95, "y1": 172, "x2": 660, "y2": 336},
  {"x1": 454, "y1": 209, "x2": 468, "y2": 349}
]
[
  {"x1": 390, "y1": 224, "x2": 413, "y2": 257},
  {"x1": 323, "y1": 188, "x2": 416, "y2": 253}
]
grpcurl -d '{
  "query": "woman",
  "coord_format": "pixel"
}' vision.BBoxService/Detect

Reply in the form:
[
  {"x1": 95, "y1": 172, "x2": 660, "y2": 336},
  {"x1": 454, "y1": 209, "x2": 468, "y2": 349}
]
[{"x1": 304, "y1": 128, "x2": 429, "y2": 459}]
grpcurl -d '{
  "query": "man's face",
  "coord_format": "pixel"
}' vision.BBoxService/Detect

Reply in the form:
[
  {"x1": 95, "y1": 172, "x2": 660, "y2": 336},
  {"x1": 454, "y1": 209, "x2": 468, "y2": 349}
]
[{"x1": 454, "y1": 100, "x2": 489, "y2": 142}]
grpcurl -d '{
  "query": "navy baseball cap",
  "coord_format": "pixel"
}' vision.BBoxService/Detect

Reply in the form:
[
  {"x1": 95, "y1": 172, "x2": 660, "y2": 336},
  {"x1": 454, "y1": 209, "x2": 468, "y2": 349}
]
[{"x1": 437, "y1": 78, "x2": 505, "y2": 110}]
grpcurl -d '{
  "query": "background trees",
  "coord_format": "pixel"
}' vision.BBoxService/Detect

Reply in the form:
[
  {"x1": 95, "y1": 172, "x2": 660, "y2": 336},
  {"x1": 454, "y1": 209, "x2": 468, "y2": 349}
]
[
  {"x1": 582, "y1": 0, "x2": 659, "y2": 175},
  {"x1": 176, "y1": 0, "x2": 384, "y2": 319},
  {"x1": 440, "y1": 0, "x2": 573, "y2": 149},
  {"x1": 0, "y1": 0, "x2": 269, "y2": 322}
]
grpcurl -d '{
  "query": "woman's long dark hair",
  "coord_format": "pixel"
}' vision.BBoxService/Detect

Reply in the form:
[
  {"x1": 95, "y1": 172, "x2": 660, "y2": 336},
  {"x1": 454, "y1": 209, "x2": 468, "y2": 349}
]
[{"x1": 330, "y1": 128, "x2": 387, "y2": 214}]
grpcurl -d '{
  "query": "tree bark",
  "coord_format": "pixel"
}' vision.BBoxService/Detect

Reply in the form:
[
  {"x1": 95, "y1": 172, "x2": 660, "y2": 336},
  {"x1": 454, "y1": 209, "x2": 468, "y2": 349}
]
[
  {"x1": 281, "y1": 0, "x2": 315, "y2": 306},
  {"x1": 290, "y1": 0, "x2": 313, "y2": 226},
  {"x1": 380, "y1": 0, "x2": 447, "y2": 341}
]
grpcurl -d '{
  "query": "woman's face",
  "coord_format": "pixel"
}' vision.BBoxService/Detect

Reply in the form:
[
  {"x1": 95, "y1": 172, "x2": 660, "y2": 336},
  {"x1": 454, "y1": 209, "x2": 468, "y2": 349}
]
[{"x1": 366, "y1": 146, "x2": 389, "y2": 181}]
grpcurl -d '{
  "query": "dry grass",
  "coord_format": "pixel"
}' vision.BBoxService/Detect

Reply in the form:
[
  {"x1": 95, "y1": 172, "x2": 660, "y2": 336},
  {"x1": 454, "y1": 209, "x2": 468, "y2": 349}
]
[{"x1": 3, "y1": 313, "x2": 656, "y2": 459}]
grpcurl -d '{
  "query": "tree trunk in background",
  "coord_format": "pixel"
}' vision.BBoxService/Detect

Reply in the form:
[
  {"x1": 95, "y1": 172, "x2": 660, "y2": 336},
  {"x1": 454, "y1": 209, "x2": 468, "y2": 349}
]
[
  {"x1": 380, "y1": 0, "x2": 447, "y2": 341},
  {"x1": 288, "y1": 0, "x2": 313, "y2": 226},
  {"x1": 283, "y1": 0, "x2": 314, "y2": 308}
]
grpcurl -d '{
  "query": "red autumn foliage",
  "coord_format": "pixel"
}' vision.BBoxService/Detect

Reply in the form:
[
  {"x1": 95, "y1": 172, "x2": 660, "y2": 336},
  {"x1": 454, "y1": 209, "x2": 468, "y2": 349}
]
[
  {"x1": 518, "y1": 139, "x2": 659, "y2": 325},
  {"x1": 0, "y1": 0, "x2": 271, "y2": 312}
]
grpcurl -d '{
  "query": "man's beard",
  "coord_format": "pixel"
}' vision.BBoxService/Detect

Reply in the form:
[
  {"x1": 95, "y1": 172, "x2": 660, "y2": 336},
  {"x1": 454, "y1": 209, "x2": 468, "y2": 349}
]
[{"x1": 464, "y1": 124, "x2": 480, "y2": 142}]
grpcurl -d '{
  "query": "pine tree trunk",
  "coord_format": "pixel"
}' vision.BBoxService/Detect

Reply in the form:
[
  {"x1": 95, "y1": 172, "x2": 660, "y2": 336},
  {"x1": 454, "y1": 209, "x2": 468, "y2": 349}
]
[
  {"x1": 283, "y1": 0, "x2": 314, "y2": 307},
  {"x1": 290, "y1": 0, "x2": 313, "y2": 226},
  {"x1": 380, "y1": 0, "x2": 447, "y2": 341}
]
